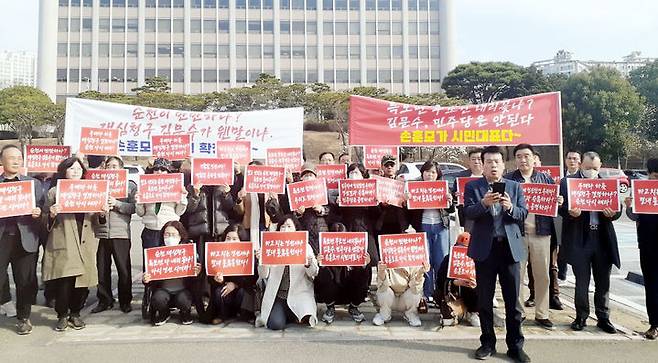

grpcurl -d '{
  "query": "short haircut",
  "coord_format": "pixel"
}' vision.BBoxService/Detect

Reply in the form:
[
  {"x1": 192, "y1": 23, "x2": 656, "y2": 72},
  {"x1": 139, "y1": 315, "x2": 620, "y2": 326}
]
[
  {"x1": 87, "y1": 155, "x2": 106, "y2": 169},
  {"x1": 513, "y1": 143, "x2": 535, "y2": 156},
  {"x1": 0, "y1": 144, "x2": 21, "y2": 158},
  {"x1": 647, "y1": 158, "x2": 658, "y2": 174},
  {"x1": 318, "y1": 152, "x2": 335, "y2": 161},
  {"x1": 220, "y1": 223, "x2": 250, "y2": 241},
  {"x1": 276, "y1": 214, "x2": 302, "y2": 231},
  {"x1": 480, "y1": 146, "x2": 504, "y2": 162},
  {"x1": 533, "y1": 151, "x2": 541, "y2": 158},
  {"x1": 467, "y1": 148, "x2": 483, "y2": 158},
  {"x1": 419, "y1": 160, "x2": 443, "y2": 180},
  {"x1": 338, "y1": 153, "x2": 350, "y2": 160},
  {"x1": 104, "y1": 156, "x2": 124, "y2": 168},
  {"x1": 582, "y1": 151, "x2": 600, "y2": 161},
  {"x1": 566, "y1": 150, "x2": 581, "y2": 158}
]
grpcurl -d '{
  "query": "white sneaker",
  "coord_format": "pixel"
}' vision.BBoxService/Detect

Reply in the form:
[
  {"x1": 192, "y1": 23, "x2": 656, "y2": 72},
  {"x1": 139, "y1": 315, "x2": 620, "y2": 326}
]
[
  {"x1": 1, "y1": 301, "x2": 17, "y2": 318},
  {"x1": 465, "y1": 312, "x2": 481, "y2": 327},
  {"x1": 372, "y1": 313, "x2": 390, "y2": 326},
  {"x1": 404, "y1": 312, "x2": 422, "y2": 327}
]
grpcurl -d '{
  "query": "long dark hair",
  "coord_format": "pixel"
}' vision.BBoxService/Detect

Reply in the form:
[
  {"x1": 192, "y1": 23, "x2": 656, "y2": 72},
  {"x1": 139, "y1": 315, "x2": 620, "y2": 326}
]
[
  {"x1": 419, "y1": 160, "x2": 443, "y2": 181},
  {"x1": 276, "y1": 214, "x2": 302, "y2": 232},
  {"x1": 51, "y1": 157, "x2": 87, "y2": 188},
  {"x1": 220, "y1": 223, "x2": 250, "y2": 242},
  {"x1": 346, "y1": 163, "x2": 369, "y2": 179},
  {"x1": 160, "y1": 221, "x2": 189, "y2": 244}
]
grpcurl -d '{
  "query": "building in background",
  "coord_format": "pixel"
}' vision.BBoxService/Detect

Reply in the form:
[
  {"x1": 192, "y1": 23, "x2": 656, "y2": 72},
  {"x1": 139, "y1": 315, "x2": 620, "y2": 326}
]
[
  {"x1": 38, "y1": 0, "x2": 457, "y2": 102},
  {"x1": 532, "y1": 50, "x2": 657, "y2": 78},
  {"x1": 0, "y1": 50, "x2": 38, "y2": 90}
]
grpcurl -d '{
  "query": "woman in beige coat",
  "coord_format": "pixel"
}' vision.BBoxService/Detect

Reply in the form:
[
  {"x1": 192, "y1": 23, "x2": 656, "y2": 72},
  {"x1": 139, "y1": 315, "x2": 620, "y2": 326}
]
[{"x1": 43, "y1": 157, "x2": 103, "y2": 332}]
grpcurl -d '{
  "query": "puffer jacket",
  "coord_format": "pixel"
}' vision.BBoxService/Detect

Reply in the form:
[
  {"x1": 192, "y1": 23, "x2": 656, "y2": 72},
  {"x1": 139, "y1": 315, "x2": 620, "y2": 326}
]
[
  {"x1": 186, "y1": 185, "x2": 241, "y2": 239},
  {"x1": 93, "y1": 181, "x2": 137, "y2": 239}
]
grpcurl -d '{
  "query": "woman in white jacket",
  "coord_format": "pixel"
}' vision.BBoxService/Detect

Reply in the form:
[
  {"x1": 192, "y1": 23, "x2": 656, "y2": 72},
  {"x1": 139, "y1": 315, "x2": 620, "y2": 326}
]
[{"x1": 257, "y1": 215, "x2": 319, "y2": 330}]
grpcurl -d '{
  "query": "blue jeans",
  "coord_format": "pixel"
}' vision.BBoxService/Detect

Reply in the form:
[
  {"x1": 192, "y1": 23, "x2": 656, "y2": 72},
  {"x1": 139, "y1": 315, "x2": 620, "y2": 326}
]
[{"x1": 421, "y1": 223, "x2": 449, "y2": 298}]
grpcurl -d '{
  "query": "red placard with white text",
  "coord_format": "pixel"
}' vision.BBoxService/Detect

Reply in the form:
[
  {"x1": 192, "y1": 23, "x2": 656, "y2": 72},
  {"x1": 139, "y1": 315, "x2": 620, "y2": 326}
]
[
  {"x1": 456, "y1": 177, "x2": 481, "y2": 205},
  {"x1": 374, "y1": 175, "x2": 405, "y2": 207},
  {"x1": 24, "y1": 145, "x2": 71, "y2": 173},
  {"x1": 338, "y1": 179, "x2": 378, "y2": 207},
  {"x1": 151, "y1": 134, "x2": 191, "y2": 161},
  {"x1": 144, "y1": 244, "x2": 197, "y2": 281},
  {"x1": 191, "y1": 158, "x2": 234, "y2": 186},
  {"x1": 260, "y1": 231, "x2": 308, "y2": 265},
  {"x1": 567, "y1": 178, "x2": 620, "y2": 212},
  {"x1": 407, "y1": 180, "x2": 450, "y2": 209},
  {"x1": 378, "y1": 233, "x2": 428, "y2": 269},
  {"x1": 266, "y1": 147, "x2": 303, "y2": 172},
  {"x1": 316, "y1": 164, "x2": 346, "y2": 190},
  {"x1": 0, "y1": 180, "x2": 35, "y2": 218},
  {"x1": 216, "y1": 141, "x2": 252, "y2": 165},
  {"x1": 138, "y1": 173, "x2": 184, "y2": 203},
  {"x1": 631, "y1": 179, "x2": 658, "y2": 214},
  {"x1": 447, "y1": 245, "x2": 476, "y2": 281},
  {"x1": 56, "y1": 179, "x2": 109, "y2": 213},
  {"x1": 319, "y1": 232, "x2": 368, "y2": 266},
  {"x1": 79, "y1": 127, "x2": 119, "y2": 156},
  {"x1": 535, "y1": 166, "x2": 562, "y2": 184},
  {"x1": 287, "y1": 178, "x2": 328, "y2": 210},
  {"x1": 363, "y1": 146, "x2": 399, "y2": 170},
  {"x1": 85, "y1": 169, "x2": 129, "y2": 199},
  {"x1": 521, "y1": 183, "x2": 559, "y2": 217},
  {"x1": 205, "y1": 242, "x2": 254, "y2": 277},
  {"x1": 244, "y1": 165, "x2": 286, "y2": 194}
]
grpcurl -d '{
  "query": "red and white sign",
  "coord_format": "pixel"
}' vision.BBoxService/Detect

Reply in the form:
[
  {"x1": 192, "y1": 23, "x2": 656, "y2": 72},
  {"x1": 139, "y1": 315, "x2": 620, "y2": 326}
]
[
  {"x1": 144, "y1": 244, "x2": 197, "y2": 281},
  {"x1": 191, "y1": 158, "x2": 234, "y2": 186},
  {"x1": 447, "y1": 245, "x2": 476, "y2": 281},
  {"x1": 316, "y1": 164, "x2": 346, "y2": 190},
  {"x1": 0, "y1": 180, "x2": 35, "y2": 219},
  {"x1": 244, "y1": 165, "x2": 286, "y2": 194},
  {"x1": 378, "y1": 233, "x2": 428, "y2": 269},
  {"x1": 349, "y1": 92, "x2": 562, "y2": 146},
  {"x1": 85, "y1": 169, "x2": 129, "y2": 199},
  {"x1": 631, "y1": 179, "x2": 658, "y2": 214},
  {"x1": 456, "y1": 177, "x2": 481, "y2": 205},
  {"x1": 521, "y1": 183, "x2": 559, "y2": 217},
  {"x1": 535, "y1": 166, "x2": 562, "y2": 184},
  {"x1": 319, "y1": 232, "x2": 368, "y2": 266},
  {"x1": 363, "y1": 146, "x2": 399, "y2": 170},
  {"x1": 79, "y1": 127, "x2": 119, "y2": 156},
  {"x1": 24, "y1": 145, "x2": 70, "y2": 173},
  {"x1": 56, "y1": 179, "x2": 109, "y2": 213},
  {"x1": 260, "y1": 231, "x2": 308, "y2": 266},
  {"x1": 151, "y1": 134, "x2": 191, "y2": 161},
  {"x1": 287, "y1": 178, "x2": 328, "y2": 210},
  {"x1": 267, "y1": 147, "x2": 303, "y2": 172},
  {"x1": 216, "y1": 140, "x2": 252, "y2": 165},
  {"x1": 374, "y1": 175, "x2": 405, "y2": 207},
  {"x1": 406, "y1": 180, "x2": 450, "y2": 209},
  {"x1": 205, "y1": 242, "x2": 254, "y2": 277},
  {"x1": 137, "y1": 173, "x2": 184, "y2": 204},
  {"x1": 338, "y1": 179, "x2": 378, "y2": 207},
  {"x1": 567, "y1": 178, "x2": 620, "y2": 212}
]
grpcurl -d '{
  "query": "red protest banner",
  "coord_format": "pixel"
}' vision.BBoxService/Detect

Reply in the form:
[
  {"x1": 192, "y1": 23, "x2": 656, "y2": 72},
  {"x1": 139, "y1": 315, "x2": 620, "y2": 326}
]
[
  {"x1": 205, "y1": 242, "x2": 254, "y2": 277},
  {"x1": 260, "y1": 231, "x2": 308, "y2": 266},
  {"x1": 216, "y1": 141, "x2": 252, "y2": 165},
  {"x1": 363, "y1": 146, "x2": 399, "y2": 170},
  {"x1": 456, "y1": 177, "x2": 481, "y2": 205},
  {"x1": 447, "y1": 245, "x2": 476, "y2": 281},
  {"x1": 84, "y1": 169, "x2": 129, "y2": 199},
  {"x1": 338, "y1": 179, "x2": 378, "y2": 207},
  {"x1": 567, "y1": 178, "x2": 620, "y2": 212},
  {"x1": 521, "y1": 183, "x2": 559, "y2": 217},
  {"x1": 138, "y1": 173, "x2": 184, "y2": 204},
  {"x1": 151, "y1": 134, "x2": 191, "y2": 161},
  {"x1": 144, "y1": 244, "x2": 197, "y2": 281},
  {"x1": 0, "y1": 180, "x2": 35, "y2": 219},
  {"x1": 535, "y1": 166, "x2": 562, "y2": 184},
  {"x1": 319, "y1": 232, "x2": 368, "y2": 266},
  {"x1": 287, "y1": 178, "x2": 328, "y2": 210},
  {"x1": 374, "y1": 175, "x2": 405, "y2": 207},
  {"x1": 407, "y1": 180, "x2": 450, "y2": 209},
  {"x1": 349, "y1": 92, "x2": 562, "y2": 146},
  {"x1": 378, "y1": 233, "x2": 428, "y2": 269},
  {"x1": 79, "y1": 127, "x2": 119, "y2": 156},
  {"x1": 244, "y1": 165, "x2": 286, "y2": 194},
  {"x1": 56, "y1": 179, "x2": 109, "y2": 213},
  {"x1": 24, "y1": 145, "x2": 70, "y2": 173},
  {"x1": 631, "y1": 179, "x2": 658, "y2": 214},
  {"x1": 267, "y1": 147, "x2": 303, "y2": 172},
  {"x1": 191, "y1": 158, "x2": 234, "y2": 186},
  {"x1": 316, "y1": 164, "x2": 346, "y2": 190}
]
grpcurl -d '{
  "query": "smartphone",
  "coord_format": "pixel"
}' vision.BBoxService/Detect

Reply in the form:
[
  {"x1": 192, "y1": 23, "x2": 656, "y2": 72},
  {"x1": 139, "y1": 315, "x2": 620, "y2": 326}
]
[{"x1": 492, "y1": 182, "x2": 506, "y2": 196}]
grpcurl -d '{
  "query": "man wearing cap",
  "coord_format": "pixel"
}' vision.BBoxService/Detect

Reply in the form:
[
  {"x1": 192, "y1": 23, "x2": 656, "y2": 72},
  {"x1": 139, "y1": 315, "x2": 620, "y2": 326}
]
[{"x1": 374, "y1": 155, "x2": 409, "y2": 239}]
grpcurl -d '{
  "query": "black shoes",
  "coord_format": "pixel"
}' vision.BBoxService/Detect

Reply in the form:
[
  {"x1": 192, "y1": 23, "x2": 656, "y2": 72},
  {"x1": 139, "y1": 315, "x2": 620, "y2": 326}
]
[
  {"x1": 549, "y1": 296, "x2": 564, "y2": 310},
  {"x1": 55, "y1": 317, "x2": 68, "y2": 332},
  {"x1": 571, "y1": 317, "x2": 587, "y2": 331},
  {"x1": 120, "y1": 303, "x2": 133, "y2": 313},
  {"x1": 596, "y1": 319, "x2": 617, "y2": 334},
  {"x1": 16, "y1": 319, "x2": 33, "y2": 335},
  {"x1": 535, "y1": 318, "x2": 555, "y2": 330},
  {"x1": 474, "y1": 345, "x2": 496, "y2": 360},
  {"x1": 507, "y1": 349, "x2": 532, "y2": 363},
  {"x1": 524, "y1": 298, "x2": 535, "y2": 308},
  {"x1": 68, "y1": 315, "x2": 86, "y2": 330},
  {"x1": 644, "y1": 326, "x2": 658, "y2": 340},
  {"x1": 91, "y1": 303, "x2": 113, "y2": 314}
]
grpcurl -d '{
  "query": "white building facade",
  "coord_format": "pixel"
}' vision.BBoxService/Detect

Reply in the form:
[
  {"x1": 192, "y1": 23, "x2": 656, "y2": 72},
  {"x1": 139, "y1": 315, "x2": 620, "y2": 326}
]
[
  {"x1": 532, "y1": 50, "x2": 657, "y2": 78},
  {"x1": 0, "y1": 51, "x2": 37, "y2": 90}
]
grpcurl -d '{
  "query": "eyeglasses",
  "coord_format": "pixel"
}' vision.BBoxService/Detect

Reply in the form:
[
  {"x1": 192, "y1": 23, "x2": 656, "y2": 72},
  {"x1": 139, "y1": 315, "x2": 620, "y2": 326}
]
[{"x1": 163, "y1": 232, "x2": 180, "y2": 238}]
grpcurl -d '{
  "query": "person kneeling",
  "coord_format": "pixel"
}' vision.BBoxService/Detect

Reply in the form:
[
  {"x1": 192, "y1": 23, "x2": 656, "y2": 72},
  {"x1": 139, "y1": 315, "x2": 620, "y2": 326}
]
[{"x1": 372, "y1": 261, "x2": 429, "y2": 327}]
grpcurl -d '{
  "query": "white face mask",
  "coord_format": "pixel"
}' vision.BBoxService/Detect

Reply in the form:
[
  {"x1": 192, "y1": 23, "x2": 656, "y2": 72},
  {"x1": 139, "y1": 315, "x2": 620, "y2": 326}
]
[
  {"x1": 581, "y1": 169, "x2": 599, "y2": 179},
  {"x1": 349, "y1": 172, "x2": 363, "y2": 180},
  {"x1": 164, "y1": 236, "x2": 181, "y2": 246}
]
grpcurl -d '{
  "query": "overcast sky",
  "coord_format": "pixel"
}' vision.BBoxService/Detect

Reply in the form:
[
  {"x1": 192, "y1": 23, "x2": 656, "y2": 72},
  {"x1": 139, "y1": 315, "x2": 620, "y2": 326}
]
[{"x1": 1, "y1": 0, "x2": 657, "y2": 65}]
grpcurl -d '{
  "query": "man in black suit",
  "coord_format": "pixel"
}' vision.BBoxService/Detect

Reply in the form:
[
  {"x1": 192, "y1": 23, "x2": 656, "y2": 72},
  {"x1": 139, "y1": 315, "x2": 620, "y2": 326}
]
[
  {"x1": 464, "y1": 146, "x2": 529, "y2": 362},
  {"x1": 559, "y1": 151, "x2": 620, "y2": 333}
]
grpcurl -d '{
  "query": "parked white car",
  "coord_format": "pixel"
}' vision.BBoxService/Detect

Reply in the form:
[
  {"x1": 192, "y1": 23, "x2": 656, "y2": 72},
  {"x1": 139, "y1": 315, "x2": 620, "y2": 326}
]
[{"x1": 397, "y1": 162, "x2": 467, "y2": 181}]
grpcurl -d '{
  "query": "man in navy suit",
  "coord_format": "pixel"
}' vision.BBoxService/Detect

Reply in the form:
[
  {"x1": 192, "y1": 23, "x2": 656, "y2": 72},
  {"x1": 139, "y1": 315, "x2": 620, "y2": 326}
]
[{"x1": 464, "y1": 146, "x2": 529, "y2": 362}]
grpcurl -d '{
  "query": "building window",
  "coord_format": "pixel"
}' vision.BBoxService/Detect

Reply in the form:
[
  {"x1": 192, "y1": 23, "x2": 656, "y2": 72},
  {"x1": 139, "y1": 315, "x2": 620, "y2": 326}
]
[
  {"x1": 280, "y1": 46, "x2": 291, "y2": 58},
  {"x1": 204, "y1": 20, "x2": 216, "y2": 33},
  {"x1": 419, "y1": 21, "x2": 428, "y2": 34},
  {"x1": 366, "y1": 22, "x2": 375, "y2": 35},
  {"x1": 236, "y1": 20, "x2": 247, "y2": 33},
  {"x1": 379, "y1": 70, "x2": 391, "y2": 83},
  {"x1": 324, "y1": 70, "x2": 334, "y2": 83},
  {"x1": 248, "y1": 20, "x2": 261, "y2": 33},
  {"x1": 127, "y1": 43, "x2": 138, "y2": 57},
  {"x1": 172, "y1": 0, "x2": 184, "y2": 7},
  {"x1": 158, "y1": 0, "x2": 172, "y2": 8},
  {"x1": 366, "y1": 46, "x2": 376, "y2": 59},
  {"x1": 173, "y1": 69, "x2": 184, "y2": 82},
  {"x1": 430, "y1": 21, "x2": 439, "y2": 35},
  {"x1": 112, "y1": 0, "x2": 126, "y2": 7},
  {"x1": 236, "y1": 45, "x2": 247, "y2": 58},
  {"x1": 377, "y1": 22, "x2": 390, "y2": 35},
  {"x1": 203, "y1": 0, "x2": 216, "y2": 8},
  {"x1": 57, "y1": 69, "x2": 67, "y2": 82},
  {"x1": 58, "y1": 18, "x2": 68, "y2": 32},
  {"x1": 365, "y1": 0, "x2": 376, "y2": 10},
  {"x1": 392, "y1": 45, "x2": 402, "y2": 58},
  {"x1": 82, "y1": 43, "x2": 92, "y2": 57},
  {"x1": 236, "y1": 70, "x2": 247, "y2": 83},
  {"x1": 336, "y1": 70, "x2": 348, "y2": 83},
  {"x1": 191, "y1": 19, "x2": 201, "y2": 33},
  {"x1": 349, "y1": 45, "x2": 360, "y2": 59},
  {"x1": 393, "y1": 70, "x2": 403, "y2": 82},
  {"x1": 391, "y1": 0, "x2": 401, "y2": 10},
  {"x1": 419, "y1": 0, "x2": 428, "y2": 10},
  {"x1": 57, "y1": 43, "x2": 68, "y2": 57},
  {"x1": 172, "y1": 19, "x2": 184, "y2": 33},
  {"x1": 69, "y1": 69, "x2": 80, "y2": 82},
  {"x1": 263, "y1": 0, "x2": 273, "y2": 9},
  {"x1": 249, "y1": 45, "x2": 261, "y2": 58},
  {"x1": 112, "y1": 19, "x2": 125, "y2": 32},
  {"x1": 203, "y1": 44, "x2": 217, "y2": 58},
  {"x1": 236, "y1": 0, "x2": 246, "y2": 9},
  {"x1": 323, "y1": 0, "x2": 333, "y2": 11},
  {"x1": 191, "y1": 44, "x2": 201, "y2": 58},
  {"x1": 191, "y1": 69, "x2": 202, "y2": 82},
  {"x1": 127, "y1": 0, "x2": 138, "y2": 7},
  {"x1": 307, "y1": 71, "x2": 317, "y2": 83},
  {"x1": 292, "y1": 0, "x2": 304, "y2": 9},
  {"x1": 145, "y1": 0, "x2": 156, "y2": 7},
  {"x1": 280, "y1": 0, "x2": 289, "y2": 9},
  {"x1": 158, "y1": 44, "x2": 171, "y2": 56},
  {"x1": 335, "y1": 0, "x2": 347, "y2": 10},
  {"x1": 145, "y1": 44, "x2": 156, "y2": 56},
  {"x1": 145, "y1": 69, "x2": 155, "y2": 79},
  {"x1": 307, "y1": 46, "x2": 317, "y2": 59},
  {"x1": 335, "y1": 22, "x2": 348, "y2": 35},
  {"x1": 323, "y1": 22, "x2": 333, "y2": 35},
  {"x1": 377, "y1": 0, "x2": 389, "y2": 10},
  {"x1": 263, "y1": 45, "x2": 274, "y2": 58},
  {"x1": 99, "y1": 43, "x2": 110, "y2": 57},
  {"x1": 378, "y1": 46, "x2": 391, "y2": 59},
  {"x1": 280, "y1": 71, "x2": 290, "y2": 83},
  {"x1": 292, "y1": 46, "x2": 305, "y2": 59},
  {"x1": 145, "y1": 19, "x2": 156, "y2": 32},
  {"x1": 100, "y1": 0, "x2": 111, "y2": 6},
  {"x1": 127, "y1": 19, "x2": 139, "y2": 32},
  {"x1": 307, "y1": 0, "x2": 317, "y2": 10},
  {"x1": 70, "y1": 44, "x2": 80, "y2": 57},
  {"x1": 349, "y1": 22, "x2": 360, "y2": 35},
  {"x1": 157, "y1": 69, "x2": 171, "y2": 80},
  {"x1": 82, "y1": 18, "x2": 92, "y2": 32},
  {"x1": 60, "y1": 0, "x2": 69, "y2": 6},
  {"x1": 219, "y1": 20, "x2": 229, "y2": 32},
  {"x1": 324, "y1": 46, "x2": 333, "y2": 59},
  {"x1": 307, "y1": 21, "x2": 317, "y2": 34},
  {"x1": 111, "y1": 69, "x2": 123, "y2": 82},
  {"x1": 292, "y1": 21, "x2": 305, "y2": 34},
  {"x1": 419, "y1": 46, "x2": 429, "y2": 58},
  {"x1": 219, "y1": 70, "x2": 229, "y2": 82},
  {"x1": 248, "y1": 0, "x2": 260, "y2": 9},
  {"x1": 192, "y1": 0, "x2": 201, "y2": 7},
  {"x1": 392, "y1": 21, "x2": 402, "y2": 35},
  {"x1": 112, "y1": 43, "x2": 125, "y2": 57},
  {"x1": 173, "y1": 44, "x2": 184, "y2": 57},
  {"x1": 280, "y1": 20, "x2": 290, "y2": 34},
  {"x1": 158, "y1": 19, "x2": 171, "y2": 33},
  {"x1": 408, "y1": 0, "x2": 417, "y2": 10},
  {"x1": 350, "y1": 69, "x2": 360, "y2": 83},
  {"x1": 335, "y1": 46, "x2": 348, "y2": 59},
  {"x1": 263, "y1": 21, "x2": 273, "y2": 33},
  {"x1": 293, "y1": 71, "x2": 305, "y2": 83},
  {"x1": 204, "y1": 70, "x2": 217, "y2": 82}
]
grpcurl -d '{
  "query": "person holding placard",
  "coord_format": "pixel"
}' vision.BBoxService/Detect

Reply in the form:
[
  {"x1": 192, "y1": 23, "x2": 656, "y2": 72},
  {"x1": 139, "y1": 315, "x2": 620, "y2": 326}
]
[
  {"x1": 293, "y1": 163, "x2": 331, "y2": 254},
  {"x1": 373, "y1": 155, "x2": 409, "y2": 241},
  {"x1": 143, "y1": 221, "x2": 202, "y2": 326},
  {"x1": 257, "y1": 215, "x2": 319, "y2": 330},
  {"x1": 43, "y1": 157, "x2": 105, "y2": 332},
  {"x1": 372, "y1": 259, "x2": 429, "y2": 327},
  {"x1": 318, "y1": 152, "x2": 336, "y2": 165},
  {"x1": 451, "y1": 148, "x2": 484, "y2": 233}
]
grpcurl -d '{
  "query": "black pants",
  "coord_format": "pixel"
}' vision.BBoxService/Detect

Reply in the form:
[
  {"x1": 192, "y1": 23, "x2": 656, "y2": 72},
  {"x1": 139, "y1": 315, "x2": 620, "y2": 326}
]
[
  {"x1": 571, "y1": 231, "x2": 612, "y2": 320},
  {"x1": 96, "y1": 238, "x2": 133, "y2": 306},
  {"x1": 267, "y1": 297, "x2": 297, "y2": 331},
  {"x1": 314, "y1": 266, "x2": 371, "y2": 306},
  {"x1": 641, "y1": 245, "x2": 658, "y2": 327},
  {"x1": 52, "y1": 276, "x2": 89, "y2": 318},
  {"x1": 210, "y1": 283, "x2": 245, "y2": 320},
  {"x1": 150, "y1": 288, "x2": 192, "y2": 323},
  {"x1": 0, "y1": 233, "x2": 37, "y2": 320},
  {"x1": 475, "y1": 238, "x2": 524, "y2": 352},
  {"x1": 1, "y1": 271, "x2": 11, "y2": 304}
]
